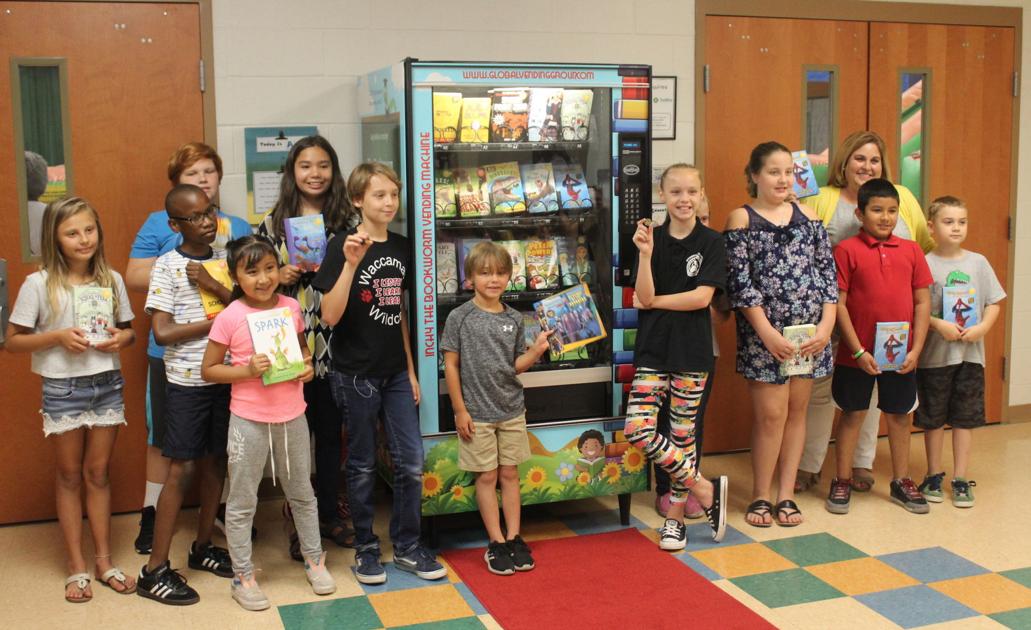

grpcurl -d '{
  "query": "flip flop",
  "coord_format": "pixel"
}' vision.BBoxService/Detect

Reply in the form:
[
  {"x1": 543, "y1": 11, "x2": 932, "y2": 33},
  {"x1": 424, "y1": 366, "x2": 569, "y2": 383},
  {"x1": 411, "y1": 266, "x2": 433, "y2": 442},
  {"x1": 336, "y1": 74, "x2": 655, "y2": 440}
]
[
  {"x1": 774, "y1": 499, "x2": 803, "y2": 527},
  {"x1": 851, "y1": 469, "x2": 875, "y2": 492},
  {"x1": 65, "y1": 573, "x2": 92, "y2": 603},
  {"x1": 745, "y1": 499, "x2": 774, "y2": 528},
  {"x1": 97, "y1": 567, "x2": 136, "y2": 594}
]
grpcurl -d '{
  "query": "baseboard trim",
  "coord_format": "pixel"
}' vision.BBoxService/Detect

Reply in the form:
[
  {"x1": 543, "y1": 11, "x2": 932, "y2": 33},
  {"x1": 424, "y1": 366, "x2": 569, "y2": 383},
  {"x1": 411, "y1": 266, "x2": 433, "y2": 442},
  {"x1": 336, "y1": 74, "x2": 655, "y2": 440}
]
[{"x1": 1006, "y1": 404, "x2": 1031, "y2": 423}]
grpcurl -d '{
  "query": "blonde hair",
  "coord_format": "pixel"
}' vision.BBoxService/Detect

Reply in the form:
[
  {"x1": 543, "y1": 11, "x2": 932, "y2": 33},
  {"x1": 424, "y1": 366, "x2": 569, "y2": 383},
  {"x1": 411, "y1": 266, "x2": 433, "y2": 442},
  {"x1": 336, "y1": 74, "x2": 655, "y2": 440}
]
[
  {"x1": 347, "y1": 161, "x2": 402, "y2": 205},
  {"x1": 659, "y1": 163, "x2": 702, "y2": 190},
  {"x1": 827, "y1": 131, "x2": 893, "y2": 188},
  {"x1": 463, "y1": 241, "x2": 512, "y2": 281},
  {"x1": 39, "y1": 197, "x2": 120, "y2": 323},
  {"x1": 926, "y1": 195, "x2": 966, "y2": 222}
]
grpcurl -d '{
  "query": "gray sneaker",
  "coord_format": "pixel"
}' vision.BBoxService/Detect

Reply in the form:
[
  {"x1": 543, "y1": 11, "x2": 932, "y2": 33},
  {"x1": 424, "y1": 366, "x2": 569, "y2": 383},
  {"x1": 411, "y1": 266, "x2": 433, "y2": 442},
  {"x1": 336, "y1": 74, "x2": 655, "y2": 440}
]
[
  {"x1": 951, "y1": 478, "x2": 976, "y2": 508},
  {"x1": 304, "y1": 552, "x2": 336, "y2": 595},
  {"x1": 918, "y1": 472, "x2": 945, "y2": 503},
  {"x1": 231, "y1": 573, "x2": 270, "y2": 611}
]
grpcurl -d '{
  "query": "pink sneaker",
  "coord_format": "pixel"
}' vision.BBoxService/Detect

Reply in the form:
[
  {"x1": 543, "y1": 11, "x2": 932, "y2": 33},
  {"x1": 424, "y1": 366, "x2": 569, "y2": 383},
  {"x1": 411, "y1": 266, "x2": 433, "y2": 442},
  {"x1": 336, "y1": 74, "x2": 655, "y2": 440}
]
[
  {"x1": 654, "y1": 492, "x2": 671, "y2": 517},
  {"x1": 685, "y1": 492, "x2": 705, "y2": 519}
]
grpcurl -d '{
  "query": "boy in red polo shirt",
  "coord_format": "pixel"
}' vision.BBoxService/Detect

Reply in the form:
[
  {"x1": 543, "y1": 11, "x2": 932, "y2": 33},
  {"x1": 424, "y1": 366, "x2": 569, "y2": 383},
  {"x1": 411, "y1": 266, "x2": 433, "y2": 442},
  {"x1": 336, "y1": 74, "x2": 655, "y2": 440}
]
[{"x1": 827, "y1": 178, "x2": 932, "y2": 515}]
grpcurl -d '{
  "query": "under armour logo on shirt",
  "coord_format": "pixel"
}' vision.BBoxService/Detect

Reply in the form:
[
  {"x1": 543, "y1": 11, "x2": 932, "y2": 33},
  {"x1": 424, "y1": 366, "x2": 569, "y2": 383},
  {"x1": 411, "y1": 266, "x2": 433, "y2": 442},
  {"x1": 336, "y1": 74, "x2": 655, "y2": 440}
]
[{"x1": 501, "y1": 324, "x2": 514, "y2": 332}]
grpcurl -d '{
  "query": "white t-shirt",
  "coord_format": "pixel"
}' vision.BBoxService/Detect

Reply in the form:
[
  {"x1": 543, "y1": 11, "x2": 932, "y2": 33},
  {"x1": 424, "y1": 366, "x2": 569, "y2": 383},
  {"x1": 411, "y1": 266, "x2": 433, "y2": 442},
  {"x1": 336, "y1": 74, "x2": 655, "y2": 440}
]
[
  {"x1": 9, "y1": 271, "x2": 134, "y2": 378},
  {"x1": 145, "y1": 247, "x2": 226, "y2": 386}
]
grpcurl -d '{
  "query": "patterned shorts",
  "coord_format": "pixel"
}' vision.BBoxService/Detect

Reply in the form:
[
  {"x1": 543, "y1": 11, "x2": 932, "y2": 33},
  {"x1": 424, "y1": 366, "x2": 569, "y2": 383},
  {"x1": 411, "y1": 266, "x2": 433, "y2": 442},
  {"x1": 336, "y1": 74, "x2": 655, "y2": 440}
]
[
  {"x1": 915, "y1": 362, "x2": 986, "y2": 429},
  {"x1": 41, "y1": 370, "x2": 126, "y2": 437}
]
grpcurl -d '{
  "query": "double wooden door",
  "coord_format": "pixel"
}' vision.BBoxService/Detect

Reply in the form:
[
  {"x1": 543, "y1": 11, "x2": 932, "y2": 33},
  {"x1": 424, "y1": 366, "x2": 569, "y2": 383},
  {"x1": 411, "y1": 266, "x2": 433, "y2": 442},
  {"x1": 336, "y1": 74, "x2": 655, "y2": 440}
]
[{"x1": 701, "y1": 16, "x2": 1014, "y2": 452}]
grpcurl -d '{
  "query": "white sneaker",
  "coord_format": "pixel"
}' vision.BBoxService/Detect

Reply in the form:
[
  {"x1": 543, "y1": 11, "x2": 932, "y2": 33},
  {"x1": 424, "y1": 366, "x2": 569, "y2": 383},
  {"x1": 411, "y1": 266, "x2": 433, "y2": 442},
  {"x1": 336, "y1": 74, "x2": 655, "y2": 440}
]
[
  {"x1": 304, "y1": 552, "x2": 336, "y2": 596},
  {"x1": 231, "y1": 573, "x2": 270, "y2": 611},
  {"x1": 658, "y1": 518, "x2": 687, "y2": 551}
]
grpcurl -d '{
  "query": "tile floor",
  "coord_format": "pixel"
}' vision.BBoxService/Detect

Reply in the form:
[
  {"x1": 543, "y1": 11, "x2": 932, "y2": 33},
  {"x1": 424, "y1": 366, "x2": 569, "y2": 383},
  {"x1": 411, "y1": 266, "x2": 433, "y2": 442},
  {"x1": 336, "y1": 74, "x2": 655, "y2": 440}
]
[{"x1": 2, "y1": 422, "x2": 1030, "y2": 629}]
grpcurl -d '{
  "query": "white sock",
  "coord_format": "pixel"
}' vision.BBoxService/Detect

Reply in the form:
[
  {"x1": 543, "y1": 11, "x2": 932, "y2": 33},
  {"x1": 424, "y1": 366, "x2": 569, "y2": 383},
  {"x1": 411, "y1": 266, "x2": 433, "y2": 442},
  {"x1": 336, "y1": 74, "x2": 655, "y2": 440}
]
[{"x1": 144, "y1": 481, "x2": 163, "y2": 508}]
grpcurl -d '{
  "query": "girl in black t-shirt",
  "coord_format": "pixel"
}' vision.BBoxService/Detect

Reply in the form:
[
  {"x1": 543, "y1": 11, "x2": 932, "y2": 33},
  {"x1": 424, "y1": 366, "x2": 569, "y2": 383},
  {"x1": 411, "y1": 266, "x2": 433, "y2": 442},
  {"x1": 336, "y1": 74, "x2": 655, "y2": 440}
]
[{"x1": 625, "y1": 164, "x2": 729, "y2": 551}]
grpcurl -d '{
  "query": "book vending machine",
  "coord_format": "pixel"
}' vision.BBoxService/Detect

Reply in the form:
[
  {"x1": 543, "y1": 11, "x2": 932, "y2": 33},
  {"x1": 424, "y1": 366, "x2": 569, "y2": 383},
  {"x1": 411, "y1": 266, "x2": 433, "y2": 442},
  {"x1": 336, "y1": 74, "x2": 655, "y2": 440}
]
[{"x1": 357, "y1": 60, "x2": 653, "y2": 522}]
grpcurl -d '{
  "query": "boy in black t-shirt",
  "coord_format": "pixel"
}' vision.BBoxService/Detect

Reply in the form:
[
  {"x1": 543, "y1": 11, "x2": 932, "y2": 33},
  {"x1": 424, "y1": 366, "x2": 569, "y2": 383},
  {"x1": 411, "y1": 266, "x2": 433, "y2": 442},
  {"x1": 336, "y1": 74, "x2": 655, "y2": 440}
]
[
  {"x1": 313, "y1": 163, "x2": 446, "y2": 585},
  {"x1": 625, "y1": 164, "x2": 729, "y2": 551}
]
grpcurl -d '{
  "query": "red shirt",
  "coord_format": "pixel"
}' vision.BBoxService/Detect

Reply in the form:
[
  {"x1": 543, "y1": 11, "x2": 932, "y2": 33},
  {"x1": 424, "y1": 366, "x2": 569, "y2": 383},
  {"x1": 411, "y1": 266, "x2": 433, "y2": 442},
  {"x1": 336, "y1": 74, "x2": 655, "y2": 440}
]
[{"x1": 834, "y1": 230, "x2": 932, "y2": 368}]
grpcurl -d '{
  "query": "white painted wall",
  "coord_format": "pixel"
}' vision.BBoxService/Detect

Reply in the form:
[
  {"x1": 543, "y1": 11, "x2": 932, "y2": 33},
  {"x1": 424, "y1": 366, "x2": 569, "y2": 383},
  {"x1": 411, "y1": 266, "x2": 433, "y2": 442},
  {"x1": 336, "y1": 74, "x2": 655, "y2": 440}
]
[{"x1": 211, "y1": 0, "x2": 1031, "y2": 408}]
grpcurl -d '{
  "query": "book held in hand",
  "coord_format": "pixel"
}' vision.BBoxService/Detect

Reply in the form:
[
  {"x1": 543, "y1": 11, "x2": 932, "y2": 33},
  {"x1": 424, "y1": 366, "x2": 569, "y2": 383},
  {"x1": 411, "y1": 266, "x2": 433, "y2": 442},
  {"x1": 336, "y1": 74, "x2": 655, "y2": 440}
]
[
  {"x1": 246, "y1": 307, "x2": 306, "y2": 386},
  {"x1": 942, "y1": 285, "x2": 978, "y2": 328},
  {"x1": 873, "y1": 321, "x2": 910, "y2": 371},
  {"x1": 199, "y1": 259, "x2": 235, "y2": 320},
  {"x1": 73, "y1": 286, "x2": 114, "y2": 343},
  {"x1": 791, "y1": 150, "x2": 821, "y2": 199},
  {"x1": 533, "y1": 284, "x2": 607, "y2": 355},
  {"x1": 780, "y1": 324, "x2": 816, "y2": 377},
  {"x1": 284, "y1": 214, "x2": 327, "y2": 273}
]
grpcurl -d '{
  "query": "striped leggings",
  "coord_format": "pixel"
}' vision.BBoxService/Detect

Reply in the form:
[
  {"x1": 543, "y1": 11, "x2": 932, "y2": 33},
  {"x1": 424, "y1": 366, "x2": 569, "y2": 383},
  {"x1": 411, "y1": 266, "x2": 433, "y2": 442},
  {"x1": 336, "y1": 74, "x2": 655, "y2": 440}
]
[{"x1": 624, "y1": 368, "x2": 708, "y2": 503}]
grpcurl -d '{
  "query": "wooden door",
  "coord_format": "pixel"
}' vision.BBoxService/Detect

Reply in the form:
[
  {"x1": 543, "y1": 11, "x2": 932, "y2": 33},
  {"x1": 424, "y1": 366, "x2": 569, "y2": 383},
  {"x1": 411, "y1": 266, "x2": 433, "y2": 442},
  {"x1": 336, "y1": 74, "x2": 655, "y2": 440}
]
[
  {"x1": 702, "y1": 16, "x2": 869, "y2": 452},
  {"x1": 868, "y1": 23, "x2": 1013, "y2": 425},
  {"x1": 0, "y1": 1, "x2": 204, "y2": 523}
]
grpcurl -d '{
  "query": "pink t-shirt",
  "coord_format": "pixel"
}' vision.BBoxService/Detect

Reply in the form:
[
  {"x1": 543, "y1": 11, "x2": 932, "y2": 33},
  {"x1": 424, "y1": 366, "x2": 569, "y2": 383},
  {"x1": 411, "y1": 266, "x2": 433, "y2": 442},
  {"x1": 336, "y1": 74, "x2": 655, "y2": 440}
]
[{"x1": 208, "y1": 295, "x2": 307, "y2": 423}]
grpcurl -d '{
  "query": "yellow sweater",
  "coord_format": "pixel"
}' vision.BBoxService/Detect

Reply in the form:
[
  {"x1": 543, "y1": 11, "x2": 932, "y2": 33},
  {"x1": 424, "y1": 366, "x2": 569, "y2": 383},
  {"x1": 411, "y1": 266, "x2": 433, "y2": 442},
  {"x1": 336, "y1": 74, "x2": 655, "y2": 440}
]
[{"x1": 803, "y1": 184, "x2": 934, "y2": 253}]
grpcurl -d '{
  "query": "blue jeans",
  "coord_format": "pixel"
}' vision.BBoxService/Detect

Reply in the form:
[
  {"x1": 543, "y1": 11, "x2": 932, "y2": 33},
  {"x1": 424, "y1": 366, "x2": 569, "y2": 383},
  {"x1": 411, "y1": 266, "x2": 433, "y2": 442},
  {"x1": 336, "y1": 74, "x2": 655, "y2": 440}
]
[{"x1": 329, "y1": 370, "x2": 424, "y2": 555}]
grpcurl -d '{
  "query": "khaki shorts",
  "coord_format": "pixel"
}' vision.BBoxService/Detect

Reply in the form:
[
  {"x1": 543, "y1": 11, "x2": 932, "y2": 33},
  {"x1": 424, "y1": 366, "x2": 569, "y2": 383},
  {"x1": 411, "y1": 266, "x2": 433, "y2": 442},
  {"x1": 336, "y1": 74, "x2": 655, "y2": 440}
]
[{"x1": 458, "y1": 413, "x2": 531, "y2": 472}]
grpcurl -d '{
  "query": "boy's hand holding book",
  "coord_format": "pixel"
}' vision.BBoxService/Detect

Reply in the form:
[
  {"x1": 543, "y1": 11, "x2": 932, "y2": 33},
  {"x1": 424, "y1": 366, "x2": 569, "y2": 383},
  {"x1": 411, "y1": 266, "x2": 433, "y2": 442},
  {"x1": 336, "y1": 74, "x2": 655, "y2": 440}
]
[
  {"x1": 960, "y1": 322, "x2": 988, "y2": 343},
  {"x1": 931, "y1": 317, "x2": 964, "y2": 341},
  {"x1": 856, "y1": 351, "x2": 880, "y2": 376},
  {"x1": 57, "y1": 327, "x2": 90, "y2": 353},
  {"x1": 897, "y1": 350, "x2": 919, "y2": 374},
  {"x1": 248, "y1": 352, "x2": 271, "y2": 378},
  {"x1": 531, "y1": 329, "x2": 555, "y2": 358},
  {"x1": 454, "y1": 410, "x2": 474, "y2": 442}
]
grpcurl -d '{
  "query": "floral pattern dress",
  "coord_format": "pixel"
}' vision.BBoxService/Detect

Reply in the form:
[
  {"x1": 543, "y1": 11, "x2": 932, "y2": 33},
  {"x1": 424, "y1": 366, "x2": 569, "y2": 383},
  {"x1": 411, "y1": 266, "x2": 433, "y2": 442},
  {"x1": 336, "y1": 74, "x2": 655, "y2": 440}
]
[{"x1": 724, "y1": 204, "x2": 838, "y2": 384}]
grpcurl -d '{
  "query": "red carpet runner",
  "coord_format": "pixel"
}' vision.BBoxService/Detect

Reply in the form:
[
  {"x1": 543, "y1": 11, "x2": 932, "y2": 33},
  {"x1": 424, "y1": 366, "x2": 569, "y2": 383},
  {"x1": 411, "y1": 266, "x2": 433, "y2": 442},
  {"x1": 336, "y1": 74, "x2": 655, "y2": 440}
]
[{"x1": 443, "y1": 528, "x2": 775, "y2": 630}]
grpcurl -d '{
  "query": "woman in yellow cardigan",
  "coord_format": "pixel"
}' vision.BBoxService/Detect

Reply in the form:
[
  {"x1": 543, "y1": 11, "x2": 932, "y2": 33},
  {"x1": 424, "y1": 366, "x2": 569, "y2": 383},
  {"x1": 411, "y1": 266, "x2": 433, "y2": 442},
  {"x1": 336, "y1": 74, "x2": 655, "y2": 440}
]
[{"x1": 796, "y1": 130, "x2": 934, "y2": 493}]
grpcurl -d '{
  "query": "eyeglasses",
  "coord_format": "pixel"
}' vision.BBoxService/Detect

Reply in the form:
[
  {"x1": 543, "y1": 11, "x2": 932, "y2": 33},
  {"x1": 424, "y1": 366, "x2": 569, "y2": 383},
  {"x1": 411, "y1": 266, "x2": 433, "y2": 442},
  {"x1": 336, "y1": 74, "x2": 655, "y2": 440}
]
[{"x1": 169, "y1": 206, "x2": 218, "y2": 226}]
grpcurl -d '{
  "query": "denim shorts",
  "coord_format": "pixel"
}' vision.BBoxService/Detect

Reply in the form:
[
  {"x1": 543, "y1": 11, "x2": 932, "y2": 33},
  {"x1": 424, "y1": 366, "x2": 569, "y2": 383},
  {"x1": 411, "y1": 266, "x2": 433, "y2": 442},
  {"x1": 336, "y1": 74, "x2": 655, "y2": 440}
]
[{"x1": 41, "y1": 370, "x2": 127, "y2": 437}]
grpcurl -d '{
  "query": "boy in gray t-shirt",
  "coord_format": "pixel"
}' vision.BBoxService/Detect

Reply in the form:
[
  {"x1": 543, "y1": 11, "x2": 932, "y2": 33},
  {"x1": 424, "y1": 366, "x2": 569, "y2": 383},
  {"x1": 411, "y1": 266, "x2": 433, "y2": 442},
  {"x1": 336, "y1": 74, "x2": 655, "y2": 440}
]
[{"x1": 441, "y1": 242, "x2": 551, "y2": 576}]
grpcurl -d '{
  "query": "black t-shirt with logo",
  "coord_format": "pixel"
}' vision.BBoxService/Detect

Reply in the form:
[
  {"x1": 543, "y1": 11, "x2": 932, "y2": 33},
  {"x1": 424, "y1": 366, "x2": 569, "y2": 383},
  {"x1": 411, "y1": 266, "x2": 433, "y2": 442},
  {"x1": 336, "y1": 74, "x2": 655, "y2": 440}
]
[
  {"x1": 313, "y1": 229, "x2": 411, "y2": 377},
  {"x1": 633, "y1": 221, "x2": 727, "y2": 372}
]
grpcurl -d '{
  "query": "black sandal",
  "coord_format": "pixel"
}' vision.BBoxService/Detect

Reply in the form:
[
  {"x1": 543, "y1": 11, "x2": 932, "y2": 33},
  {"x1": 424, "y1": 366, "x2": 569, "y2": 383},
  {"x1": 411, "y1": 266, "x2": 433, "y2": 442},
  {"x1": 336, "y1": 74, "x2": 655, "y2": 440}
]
[
  {"x1": 745, "y1": 499, "x2": 774, "y2": 528},
  {"x1": 774, "y1": 499, "x2": 803, "y2": 527},
  {"x1": 320, "y1": 520, "x2": 356, "y2": 548},
  {"x1": 703, "y1": 476, "x2": 728, "y2": 542}
]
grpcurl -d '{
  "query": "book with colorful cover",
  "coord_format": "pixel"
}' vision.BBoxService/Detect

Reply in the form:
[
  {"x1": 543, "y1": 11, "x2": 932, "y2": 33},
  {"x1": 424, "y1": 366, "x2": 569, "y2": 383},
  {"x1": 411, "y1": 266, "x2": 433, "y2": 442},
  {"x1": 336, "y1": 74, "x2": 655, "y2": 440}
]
[
  {"x1": 73, "y1": 286, "x2": 114, "y2": 343},
  {"x1": 522, "y1": 311, "x2": 544, "y2": 365},
  {"x1": 791, "y1": 150, "x2": 821, "y2": 199},
  {"x1": 496, "y1": 240, "x2": 527, "y2": 291},
  {"x1": 520, "y1": 163, "x2": 559, "y2": 213},
  {"x1": 527, "y1": 88, "x2": 563, "y2": 142},
  {"x1": 489, "y1": 88, "x2": 529, "y2": 143},
  {"x1": 560, "y1": 89, "x2": 594, "y2": 140},
  {"x1": 557, "y1": 236, "x2": 594, "y2": 286},
  {"x1": 432, "y1": 92, "x2": 463, "y2": 143},
  {"x1": 246, "y1": 307, "x2": 306, "y2": 386},
  {"x1": 457, "y1": 238, "x2": 489, "y2": 290},
  {"x1": 437, "y1": 240, "x2": 458, "y2": 295},
  {"x1": 435, "y1": 169, "x2": 457, "y2": 218},
  {"x1": 525, "y1": 239, "x2": 559, "y2": 290},
  {"x1": 482, "y1": 162, "x2": 526, "y2": 214},
  {"x1": 198, "y1": 259, "x2": 234, "y2": 320},
  {"x1": 533, "y1": 283, "x2": 607, "y2": 355},
  {"x1": 459, "y1": 97, "x2": 491, "y2": 143},
  {"x1": 874, "y1": 321, "x2": 910, "y2": 371},
  {"x1": 284, "y1": 214, "x2": 327, "y2": 273},
  {"x1": 943, "y1": 285, "x2": 978, "y2": 328},
  {"x1": 522, "y1": 309, "x2": 583, "y2": 363},
  {"x1": 453, "y1": 167, "x2": 490, "y2": 217},
  {"x1": 554, "y1": 162, "x2": 592, "y2": 209},
  {"x1": 780, "y1": 323, "x2": 816, "y2": 377}
]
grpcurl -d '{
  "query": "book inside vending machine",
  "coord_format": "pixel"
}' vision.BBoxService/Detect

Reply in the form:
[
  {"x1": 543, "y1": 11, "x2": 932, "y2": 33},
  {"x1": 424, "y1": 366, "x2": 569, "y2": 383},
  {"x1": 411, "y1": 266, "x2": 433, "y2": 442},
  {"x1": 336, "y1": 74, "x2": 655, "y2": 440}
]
[{"x1": 358, "y1": 59, "x2": 652, "y2": 521}]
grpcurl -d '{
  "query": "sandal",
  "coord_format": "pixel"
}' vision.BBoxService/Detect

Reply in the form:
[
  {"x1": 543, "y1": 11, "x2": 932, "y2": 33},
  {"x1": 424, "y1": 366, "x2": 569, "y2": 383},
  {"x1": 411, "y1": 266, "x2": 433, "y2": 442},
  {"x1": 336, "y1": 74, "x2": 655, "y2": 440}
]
[
  {"x1": 774, "y1": 499, "x2": 803, "y2": 527},
  {"x1": 65, "y1": 573, "x2": 92, "y2": 603},
  {"x1": 745, "y1": 499, "x2": 773, "y2": 528},
  {"x1": 97, "y1": 567, "x2": 136, "y2": 594},
  {"x1": 794, "y1": 470, "x2": 821, "y2": 493},
  {"x1": 851, "y1": 469, "x2": 875, "y2": 493},
  {"x1": 320, "y1": 520, "x2": 356, "y2": 548}
]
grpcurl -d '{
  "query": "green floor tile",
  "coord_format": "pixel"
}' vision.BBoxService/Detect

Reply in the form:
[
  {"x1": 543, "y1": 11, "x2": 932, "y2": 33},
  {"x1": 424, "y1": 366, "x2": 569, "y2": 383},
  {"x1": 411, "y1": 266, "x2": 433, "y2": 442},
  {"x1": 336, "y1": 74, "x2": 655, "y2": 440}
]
[
  {"x1": 731, "y1": 568, "x2": 844, "y2": 608},
  {"x1": 393, "y1": 617, "x2": 486, "y2": 630},
  {"x1": 279, "y1": 595, "x2": 382, "y2": 630},
  {"x1": 990, "y1": 606, "x2": 1031, "y2": 629},
  {"x1": 1001, "y1": 568, "x2": 1031, "y2": 590},
  {"x1": 763, "y1": 532, "x2": 866, "y2": 567}
]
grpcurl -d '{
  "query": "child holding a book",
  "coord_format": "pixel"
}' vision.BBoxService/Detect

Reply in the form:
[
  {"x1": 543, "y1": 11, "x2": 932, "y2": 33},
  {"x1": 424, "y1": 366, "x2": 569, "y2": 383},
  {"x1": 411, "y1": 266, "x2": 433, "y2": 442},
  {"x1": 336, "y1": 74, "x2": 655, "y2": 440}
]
[
  {"x1": 725, "y1": 143, "x2": 838, "y2": 528},
  {"x1": 201, "y1": 235, "x2": 335, "y2": 610},
  {"x1": 313, "y1": 162, "x2": 447, "y2": 584},
  {"x1": 138, "y1": 184, "x2": 235, "y2": 605},
  {"x1": 258, "y1": 135, "x2": 356, "y2": 555},
  {"x1": 628, "y1": 163, "x2": 729, "y2": 550},
  {"x1": 6, "y1": 198, "x2": 137, "y2": 602},
  {"x1": 916, "y1": 196, "x2": 1005, "y2": 508},
  {"x1": 827, "y1": 178, "x2": 933, "y2": 515},
  {"x1": 441, "y1": 242, "x2": 553, "y2": 575}
]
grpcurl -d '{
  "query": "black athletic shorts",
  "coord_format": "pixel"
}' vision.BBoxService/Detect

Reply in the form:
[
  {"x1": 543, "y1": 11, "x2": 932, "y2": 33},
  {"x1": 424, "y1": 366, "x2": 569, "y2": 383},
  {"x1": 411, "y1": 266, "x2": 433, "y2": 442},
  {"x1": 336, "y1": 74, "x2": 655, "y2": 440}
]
[
  {"x1": 832, "y1": 365, "x2": 918, "y2": 415},
  {"x1": 162, "y1": 382, "x2": 231, "y2": 460}
]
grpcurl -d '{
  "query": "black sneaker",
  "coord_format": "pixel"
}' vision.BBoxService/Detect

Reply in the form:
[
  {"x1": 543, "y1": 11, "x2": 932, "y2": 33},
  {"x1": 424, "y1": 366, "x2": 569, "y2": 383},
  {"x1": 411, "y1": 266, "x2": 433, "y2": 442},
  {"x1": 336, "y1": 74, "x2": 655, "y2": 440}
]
[
  {"x1": 134, "y1": 506, "x2": 155, "y2": 555},
  {"x1": 394, "y1": 545, "x2": 448, "y2": 580},
  {"x1": 704, "y1": 476, "x2": 728, "y2": 542},
  {"x1": 506, "y1": 535, "x2": 535, "y2": 571},
  {"x1": 658, "y1": 518, "x2": 687, "y2": 551},
  {"x1": 188, "y1": 541, "x2": 234, "y2": 578},
  {"x1": 214, "y1": 503, "x2": 257, "y2": 540},
  {"x1": 890, "y1": 478, "x2": 930, "y2": 514},
  {"x1": 826, "y1": 477, "x2": 852, "y2": 514},
  {"x1": 485, "y1": 541, "x2": 515, "y2": 576},
  {"x1": 137, "y1": 561, "x2": 199, "y2": 606}
]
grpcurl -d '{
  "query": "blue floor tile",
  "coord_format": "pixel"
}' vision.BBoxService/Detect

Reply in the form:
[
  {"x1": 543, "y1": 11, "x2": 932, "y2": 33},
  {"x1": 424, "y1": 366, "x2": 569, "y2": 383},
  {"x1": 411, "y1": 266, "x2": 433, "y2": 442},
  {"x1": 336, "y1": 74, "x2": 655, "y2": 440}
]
[
  {"x1": 684, "y1": 523, "x2": 752, "y2": 551},
  {"x1": 676, "y1": 551, "x2": 722, "y2": 581},
  {"x1": 436, "y1": 527, "x2": 491, "y2": 550},
  {"x1": 877, "y1": 547, "x2": 990, "y2": 583},
  {"x1": 454, "y1": 582, "x2": 487, "y2": 616},
  {"x1": 856, "y1": 585, "x2": 979, "y2": 628},
  {"x1": 557, "y1": 511, "x2": 649, "y2": 536},
  {"x1": 357, "y1": 562, "x2": 452, "y2": 594}
]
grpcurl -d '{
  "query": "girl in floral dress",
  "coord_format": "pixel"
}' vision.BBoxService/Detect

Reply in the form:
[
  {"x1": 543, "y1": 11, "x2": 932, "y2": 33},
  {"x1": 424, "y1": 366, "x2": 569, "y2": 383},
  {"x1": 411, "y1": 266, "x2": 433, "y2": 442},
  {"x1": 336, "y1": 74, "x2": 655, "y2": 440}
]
[{"x1": 724, "y1": 142, "x2": 838, "y2": 528}]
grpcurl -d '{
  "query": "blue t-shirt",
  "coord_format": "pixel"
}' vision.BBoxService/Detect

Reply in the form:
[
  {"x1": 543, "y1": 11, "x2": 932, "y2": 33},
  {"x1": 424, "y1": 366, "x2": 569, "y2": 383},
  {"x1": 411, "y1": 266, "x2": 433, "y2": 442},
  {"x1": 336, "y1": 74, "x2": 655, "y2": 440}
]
[{"x1": 130, "y1": 208, "x2": 252, "y2": 358}]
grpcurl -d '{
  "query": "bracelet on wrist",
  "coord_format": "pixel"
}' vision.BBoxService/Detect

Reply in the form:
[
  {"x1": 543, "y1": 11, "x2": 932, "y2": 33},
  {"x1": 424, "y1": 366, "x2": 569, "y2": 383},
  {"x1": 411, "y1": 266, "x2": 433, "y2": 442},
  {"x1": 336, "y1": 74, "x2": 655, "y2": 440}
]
[{"x1": 852, "y1": 348, "x2": 866, "y2": 360}]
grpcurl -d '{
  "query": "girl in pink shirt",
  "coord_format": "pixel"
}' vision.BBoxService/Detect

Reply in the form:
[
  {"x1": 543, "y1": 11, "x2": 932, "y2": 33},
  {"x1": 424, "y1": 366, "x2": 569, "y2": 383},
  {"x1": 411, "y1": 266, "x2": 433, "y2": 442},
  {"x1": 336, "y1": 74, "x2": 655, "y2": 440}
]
[{"x1": 201, "y1": 235, "x2": 334, "y2": 611}]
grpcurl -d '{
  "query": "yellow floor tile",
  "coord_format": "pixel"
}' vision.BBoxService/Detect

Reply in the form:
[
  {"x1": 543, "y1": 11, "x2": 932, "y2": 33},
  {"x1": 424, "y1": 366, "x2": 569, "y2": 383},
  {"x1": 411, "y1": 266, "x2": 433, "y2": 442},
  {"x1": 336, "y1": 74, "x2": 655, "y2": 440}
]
[
  {"x1": 367, "y1": 583, "x2": 474, "y2": 627},
  {"x1": 637, "y1": 527, "x2": 661, "y2": 545},
  {"x1": 691, "y1": 542, "x2": 796, "y2": 578},
  {"x1": 807, "y1": 557, "x2": 920, "y2": 596},
  {"x1": 439, "y1": 556, "x2": 462, "y2": 583},
  {"x1": 929, "y1": 572, "x2": 1031, "y2": 615}
]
